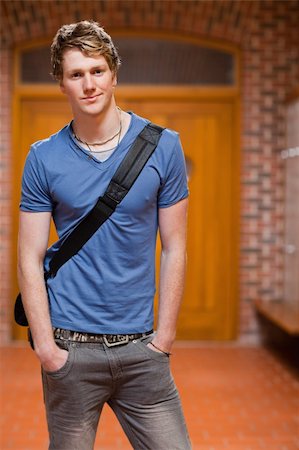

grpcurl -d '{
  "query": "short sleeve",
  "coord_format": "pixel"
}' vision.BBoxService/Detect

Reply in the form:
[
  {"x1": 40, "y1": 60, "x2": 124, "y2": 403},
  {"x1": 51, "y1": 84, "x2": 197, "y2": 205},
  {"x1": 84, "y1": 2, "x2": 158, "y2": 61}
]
[
  {"x1": 158, "y1": 136, "x2": 189, "y2": 208},
  {"x1": 20, "y1": 146, "x2": 53, "y2": 212}
]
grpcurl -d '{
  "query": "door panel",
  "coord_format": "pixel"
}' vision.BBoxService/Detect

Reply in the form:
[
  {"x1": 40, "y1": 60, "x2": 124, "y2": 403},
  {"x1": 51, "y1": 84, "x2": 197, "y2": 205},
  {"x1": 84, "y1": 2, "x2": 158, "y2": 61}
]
[{"x1": 13, "y1": 96, "x2": 238, "y2": 340}]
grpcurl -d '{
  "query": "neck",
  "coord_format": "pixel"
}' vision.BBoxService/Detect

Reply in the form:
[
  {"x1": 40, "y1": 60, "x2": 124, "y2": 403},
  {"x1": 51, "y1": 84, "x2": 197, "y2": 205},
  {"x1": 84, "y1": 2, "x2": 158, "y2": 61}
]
[{"x1": 72, "y1": 102, "x2": 120, "y2": 144}]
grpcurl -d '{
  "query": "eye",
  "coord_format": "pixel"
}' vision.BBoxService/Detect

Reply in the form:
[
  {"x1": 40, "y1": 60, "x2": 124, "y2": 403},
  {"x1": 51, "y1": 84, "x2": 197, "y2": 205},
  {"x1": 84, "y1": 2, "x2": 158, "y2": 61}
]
[
  {"x1": 93, "y1": 68, "x2": 103, "y2": 76},
  {"x1": 71, "y1": 72, "x2": 82, "y2": 79}
]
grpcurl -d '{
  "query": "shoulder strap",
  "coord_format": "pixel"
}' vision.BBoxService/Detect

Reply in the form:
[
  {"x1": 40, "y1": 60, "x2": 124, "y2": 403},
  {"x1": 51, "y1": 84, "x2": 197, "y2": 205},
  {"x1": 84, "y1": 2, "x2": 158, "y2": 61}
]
[{"x1": 47, "y1": 123, "x2": 164, "y2": 278}]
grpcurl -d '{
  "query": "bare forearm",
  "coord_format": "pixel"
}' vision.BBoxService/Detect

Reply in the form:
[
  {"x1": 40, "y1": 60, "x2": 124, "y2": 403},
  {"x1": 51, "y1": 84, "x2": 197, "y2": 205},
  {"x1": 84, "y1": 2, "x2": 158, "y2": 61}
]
[
  {"x1": 154, "y1": 248, "x2": 186, "y2": 352},
  {"x1": 17, "y1": 262, "x2": 56, "y2": 358},
  {"x1": 17, "y1": 211, "x2": 68, "y2": 371}
]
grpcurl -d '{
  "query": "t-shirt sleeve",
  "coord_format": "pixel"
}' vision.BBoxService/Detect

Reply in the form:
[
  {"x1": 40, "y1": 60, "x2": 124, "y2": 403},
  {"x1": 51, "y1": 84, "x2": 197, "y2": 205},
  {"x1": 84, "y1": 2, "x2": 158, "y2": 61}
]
[
  {"x1": 20, "y1": 146, "x2": 53, "y2": 212},
  {"x1": 158, "y1": 135, "x2": 189, "y2": 208}
]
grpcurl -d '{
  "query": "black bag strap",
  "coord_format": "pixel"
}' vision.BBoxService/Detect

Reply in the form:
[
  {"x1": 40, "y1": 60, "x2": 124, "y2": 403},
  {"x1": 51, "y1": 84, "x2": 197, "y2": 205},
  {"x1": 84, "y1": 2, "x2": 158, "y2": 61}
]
[{"x1": 47, "y1": 122, "x2": 164, "y2": 278}]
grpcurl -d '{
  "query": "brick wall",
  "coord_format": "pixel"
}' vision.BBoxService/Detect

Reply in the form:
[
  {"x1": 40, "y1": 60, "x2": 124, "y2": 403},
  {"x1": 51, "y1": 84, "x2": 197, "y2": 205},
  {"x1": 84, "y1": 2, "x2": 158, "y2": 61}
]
[
  {"x1": 1, "y1": 0, "x2": 298, "y2": 343},
  {"x1": 239, "y1": 0, "x2": 299, "y2": 338}
]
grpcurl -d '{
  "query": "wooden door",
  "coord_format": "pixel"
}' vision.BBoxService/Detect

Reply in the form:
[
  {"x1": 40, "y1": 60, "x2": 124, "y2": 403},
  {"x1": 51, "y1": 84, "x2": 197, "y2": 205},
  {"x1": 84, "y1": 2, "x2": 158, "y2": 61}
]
[{"x1": 12, "y1": 95, "x2": 239, "y2": 340}]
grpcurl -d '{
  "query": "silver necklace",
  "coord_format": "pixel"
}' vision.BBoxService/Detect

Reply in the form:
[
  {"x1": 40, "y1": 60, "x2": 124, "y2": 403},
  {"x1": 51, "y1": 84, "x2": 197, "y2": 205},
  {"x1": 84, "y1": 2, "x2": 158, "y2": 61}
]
[
  {"x1": 85, "y1": 118, "x2": 122, "y2": 154},
  {"x1": 72, "y1": 107, "x2": 122, "y2": 151}
]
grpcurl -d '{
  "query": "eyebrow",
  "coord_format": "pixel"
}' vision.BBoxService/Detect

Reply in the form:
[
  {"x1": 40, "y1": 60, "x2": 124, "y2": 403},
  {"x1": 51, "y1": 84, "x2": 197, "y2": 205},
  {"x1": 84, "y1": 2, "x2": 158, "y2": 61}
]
[{"x1": 66, "y1": 64, "x2": 107, "y2": 74}]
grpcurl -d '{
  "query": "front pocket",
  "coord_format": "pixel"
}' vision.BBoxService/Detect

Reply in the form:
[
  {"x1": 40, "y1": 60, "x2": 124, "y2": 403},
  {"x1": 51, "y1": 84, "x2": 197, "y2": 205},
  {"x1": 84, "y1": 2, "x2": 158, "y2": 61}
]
[
  {"x1": 44, "y1": 344, "x2": 75, "y2": 379},
  {"x1": 136, "y1": 336, "x2": 170, "y2": 363}
]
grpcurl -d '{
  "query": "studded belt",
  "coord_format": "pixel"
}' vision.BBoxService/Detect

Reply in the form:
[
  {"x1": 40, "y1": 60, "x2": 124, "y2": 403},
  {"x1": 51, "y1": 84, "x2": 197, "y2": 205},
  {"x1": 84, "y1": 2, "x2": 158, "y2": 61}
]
[{"x1": 53, "y1": 327, "x2": 153, "y2": 347}]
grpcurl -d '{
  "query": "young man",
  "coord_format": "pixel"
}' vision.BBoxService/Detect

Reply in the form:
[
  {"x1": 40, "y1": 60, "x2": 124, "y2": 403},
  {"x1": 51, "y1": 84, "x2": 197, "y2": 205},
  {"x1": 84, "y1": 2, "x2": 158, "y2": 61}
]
[{"x1": 17, "y1": 20, "x2": 190, "y2": 450}]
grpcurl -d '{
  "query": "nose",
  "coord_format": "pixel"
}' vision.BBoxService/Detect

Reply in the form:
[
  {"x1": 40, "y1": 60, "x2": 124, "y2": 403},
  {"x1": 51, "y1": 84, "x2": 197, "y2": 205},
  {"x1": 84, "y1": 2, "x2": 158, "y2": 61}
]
[{"x1": 83, "y1": 74, "x2": 96, "y2": 94}]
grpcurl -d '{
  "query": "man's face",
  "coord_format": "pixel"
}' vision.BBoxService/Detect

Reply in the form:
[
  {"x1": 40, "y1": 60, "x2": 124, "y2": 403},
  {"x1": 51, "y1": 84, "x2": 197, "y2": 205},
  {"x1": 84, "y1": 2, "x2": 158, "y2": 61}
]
[{"x1": 60, "y1": 48, "x2": 117, "y2": 118}]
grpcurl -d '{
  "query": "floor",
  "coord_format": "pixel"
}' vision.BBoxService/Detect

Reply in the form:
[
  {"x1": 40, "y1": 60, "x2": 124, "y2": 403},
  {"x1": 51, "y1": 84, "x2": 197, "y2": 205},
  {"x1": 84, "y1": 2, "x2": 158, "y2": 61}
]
[{"x1": 0, "y1": 342, "x2": 298, "y2": 450}]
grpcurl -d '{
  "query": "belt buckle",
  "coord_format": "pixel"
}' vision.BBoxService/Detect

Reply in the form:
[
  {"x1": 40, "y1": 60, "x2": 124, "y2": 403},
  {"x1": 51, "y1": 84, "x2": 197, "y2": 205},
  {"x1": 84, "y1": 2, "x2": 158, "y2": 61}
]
[{"x1": 103, "y1": 334, "x2": 129, "y2": 347}]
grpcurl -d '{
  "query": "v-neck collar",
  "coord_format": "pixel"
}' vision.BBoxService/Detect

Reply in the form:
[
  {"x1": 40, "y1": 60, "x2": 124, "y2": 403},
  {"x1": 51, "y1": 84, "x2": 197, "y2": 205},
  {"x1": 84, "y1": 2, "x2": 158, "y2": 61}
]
[{"x1": 67, "y1": 112, "x2": 137, "y2": 171}]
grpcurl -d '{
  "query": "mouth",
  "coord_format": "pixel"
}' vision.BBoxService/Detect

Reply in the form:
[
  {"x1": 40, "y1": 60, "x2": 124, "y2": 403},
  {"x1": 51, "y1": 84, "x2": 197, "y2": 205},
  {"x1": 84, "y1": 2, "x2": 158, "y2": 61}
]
[{"x1": 82, "y1": 93, "x2": 101, "y2": 101}]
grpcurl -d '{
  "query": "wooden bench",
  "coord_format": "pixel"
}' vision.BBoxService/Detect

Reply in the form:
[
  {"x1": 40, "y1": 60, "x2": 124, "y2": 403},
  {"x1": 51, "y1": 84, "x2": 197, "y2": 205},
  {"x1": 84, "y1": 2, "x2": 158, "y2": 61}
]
[{"x1": 255, "y1": 300, "x2": 299, "y2": 335}]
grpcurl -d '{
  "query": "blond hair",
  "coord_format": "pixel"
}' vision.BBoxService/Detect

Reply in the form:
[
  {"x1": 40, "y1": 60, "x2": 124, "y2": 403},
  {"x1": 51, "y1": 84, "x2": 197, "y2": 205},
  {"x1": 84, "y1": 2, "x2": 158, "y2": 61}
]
[{"x1": 51, "y1": 20, "x2": 121, "y2": 80}]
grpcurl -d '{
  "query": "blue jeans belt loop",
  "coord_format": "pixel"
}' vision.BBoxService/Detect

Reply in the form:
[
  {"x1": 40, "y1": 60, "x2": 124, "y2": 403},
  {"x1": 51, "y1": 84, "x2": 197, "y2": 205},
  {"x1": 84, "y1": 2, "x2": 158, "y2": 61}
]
[{"x1": 53, "y1": 327, "x2": 153, "y2": 346}]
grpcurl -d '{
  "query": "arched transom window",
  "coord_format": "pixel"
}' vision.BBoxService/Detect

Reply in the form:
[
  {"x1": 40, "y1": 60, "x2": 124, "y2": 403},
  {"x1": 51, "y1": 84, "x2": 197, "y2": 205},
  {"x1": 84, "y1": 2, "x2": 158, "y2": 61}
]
[{"x1": 19, "y1": 36, "x2": 236, "y2": 86}]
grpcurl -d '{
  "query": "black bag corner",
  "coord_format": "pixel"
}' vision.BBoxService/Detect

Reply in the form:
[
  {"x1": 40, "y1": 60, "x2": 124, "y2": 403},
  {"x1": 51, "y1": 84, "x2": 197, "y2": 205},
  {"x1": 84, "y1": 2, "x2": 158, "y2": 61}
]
[{"x1": 14, "y1": 293, "x2": 28, "y2": 327}]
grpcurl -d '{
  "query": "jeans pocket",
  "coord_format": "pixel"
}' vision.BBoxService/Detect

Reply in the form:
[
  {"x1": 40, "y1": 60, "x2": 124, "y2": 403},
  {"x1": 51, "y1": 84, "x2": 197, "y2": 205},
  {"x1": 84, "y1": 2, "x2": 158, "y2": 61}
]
[
  {"x1": 137, "y1": 334, "x2": 170, "y2": 362},
  {"x1": 44, "y1": 341, "x2": 75, "y2": 379}
]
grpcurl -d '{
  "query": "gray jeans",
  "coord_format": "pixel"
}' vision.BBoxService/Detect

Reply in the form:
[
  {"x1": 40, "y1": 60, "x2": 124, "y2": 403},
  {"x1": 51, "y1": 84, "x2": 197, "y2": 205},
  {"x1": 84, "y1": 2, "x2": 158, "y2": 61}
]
[{"x1": 41, "y1": 333, "x2": 191, "y2": 450}]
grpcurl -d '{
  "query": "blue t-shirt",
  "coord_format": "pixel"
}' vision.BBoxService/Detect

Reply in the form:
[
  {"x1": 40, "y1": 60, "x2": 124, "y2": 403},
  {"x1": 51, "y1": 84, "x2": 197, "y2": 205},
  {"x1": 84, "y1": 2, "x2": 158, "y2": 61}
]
[{"x1": 20, "y1": 112, "x2": 188, "y2": 334}]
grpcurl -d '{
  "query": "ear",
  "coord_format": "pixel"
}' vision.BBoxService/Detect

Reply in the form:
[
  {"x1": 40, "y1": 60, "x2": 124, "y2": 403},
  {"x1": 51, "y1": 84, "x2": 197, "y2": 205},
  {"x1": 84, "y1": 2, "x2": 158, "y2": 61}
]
[{"x1": 112, "y1": 73, "x2": 117, "y2": 88}]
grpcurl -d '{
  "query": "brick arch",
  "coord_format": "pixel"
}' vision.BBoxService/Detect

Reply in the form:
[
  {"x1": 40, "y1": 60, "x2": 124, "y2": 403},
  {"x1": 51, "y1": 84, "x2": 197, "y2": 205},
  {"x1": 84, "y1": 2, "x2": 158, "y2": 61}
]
[
  {"x1": 1, "y1": 0, "x2": 299, "y2": 343},
  {"x1": 1, "y1": 0, "x2": 255, "y2": 49}
]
